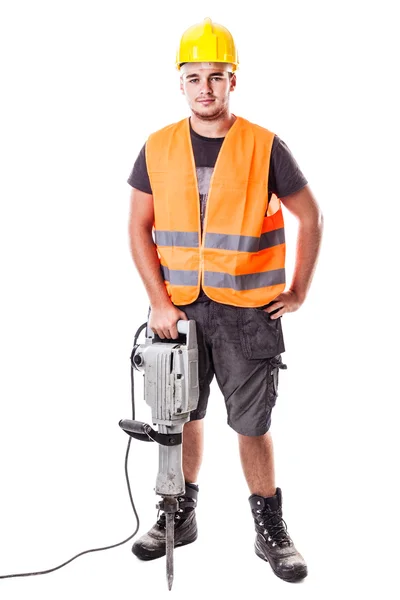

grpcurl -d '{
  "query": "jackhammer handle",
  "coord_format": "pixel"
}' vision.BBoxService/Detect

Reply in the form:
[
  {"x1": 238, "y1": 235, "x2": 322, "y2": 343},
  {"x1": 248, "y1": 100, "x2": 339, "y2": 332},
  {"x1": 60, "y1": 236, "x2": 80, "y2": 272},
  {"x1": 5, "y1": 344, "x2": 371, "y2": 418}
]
[
  {"x1": 119, "y1": 418, "x2": 145, "y2": 433},
  {"x1": 176, "y1": 320, "x2": 189, "y2": 335},
  {"x1": 147, "y1": 319, "x2": 189, "y2": 338},
  {"x1": 119, "y1": 419, "x2": 152, "y2": 442}
]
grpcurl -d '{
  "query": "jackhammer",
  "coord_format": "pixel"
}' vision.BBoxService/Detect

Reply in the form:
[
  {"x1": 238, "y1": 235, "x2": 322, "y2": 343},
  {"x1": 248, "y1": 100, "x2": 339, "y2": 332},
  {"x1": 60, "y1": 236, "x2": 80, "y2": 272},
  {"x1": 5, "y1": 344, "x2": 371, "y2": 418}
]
[{"x1": 119, "y1": 319, "x2": 199, "y2": 590}]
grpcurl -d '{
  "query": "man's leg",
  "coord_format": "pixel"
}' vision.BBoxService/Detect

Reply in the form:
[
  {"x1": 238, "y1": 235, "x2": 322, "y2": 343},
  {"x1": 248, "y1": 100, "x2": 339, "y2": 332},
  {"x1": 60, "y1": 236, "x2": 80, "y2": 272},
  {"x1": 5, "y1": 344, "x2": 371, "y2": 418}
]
[
  {"x1": 239, "y1": 429, "x2": 308, "y2": 581},
  {"x1": 183, "y1": 419, "x2": 204, "y2": 483},
  {"x1": 238, "y1": 430, "x2": 276, "y2": 496}
]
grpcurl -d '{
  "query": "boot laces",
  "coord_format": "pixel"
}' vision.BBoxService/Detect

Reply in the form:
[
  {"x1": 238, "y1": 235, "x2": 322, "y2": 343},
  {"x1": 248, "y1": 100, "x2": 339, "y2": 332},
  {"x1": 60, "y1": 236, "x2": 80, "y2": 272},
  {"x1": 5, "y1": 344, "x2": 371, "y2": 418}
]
[{"x1": 258, "y1": 506, "x2": 292, "y2": 548}]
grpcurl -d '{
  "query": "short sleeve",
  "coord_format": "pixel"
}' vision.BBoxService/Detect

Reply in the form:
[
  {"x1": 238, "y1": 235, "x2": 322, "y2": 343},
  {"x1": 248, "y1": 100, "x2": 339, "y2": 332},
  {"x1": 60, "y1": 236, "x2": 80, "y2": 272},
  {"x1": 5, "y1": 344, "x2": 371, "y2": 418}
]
[
  {"x1": 127, "y1": 143, "x2": 153, "y2": 194},
  {"x1": 269, "y1": 135, "x2": 308, "y2": 198}
]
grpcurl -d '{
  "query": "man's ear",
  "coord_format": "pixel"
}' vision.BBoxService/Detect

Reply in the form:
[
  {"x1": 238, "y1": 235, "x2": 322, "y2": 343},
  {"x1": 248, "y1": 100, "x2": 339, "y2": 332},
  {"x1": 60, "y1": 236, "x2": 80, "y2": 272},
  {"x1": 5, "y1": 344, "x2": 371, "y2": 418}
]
[{"x1": 230, "y1": 73, "x2": 237, "y2": 92}]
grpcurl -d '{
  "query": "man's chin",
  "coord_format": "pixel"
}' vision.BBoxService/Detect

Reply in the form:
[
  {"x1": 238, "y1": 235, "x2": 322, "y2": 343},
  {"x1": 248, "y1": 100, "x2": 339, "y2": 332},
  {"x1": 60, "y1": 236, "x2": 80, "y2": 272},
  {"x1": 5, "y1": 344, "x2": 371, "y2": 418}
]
[{"x1": 191, "y1": 105, "x2": 224, "y2": 121}]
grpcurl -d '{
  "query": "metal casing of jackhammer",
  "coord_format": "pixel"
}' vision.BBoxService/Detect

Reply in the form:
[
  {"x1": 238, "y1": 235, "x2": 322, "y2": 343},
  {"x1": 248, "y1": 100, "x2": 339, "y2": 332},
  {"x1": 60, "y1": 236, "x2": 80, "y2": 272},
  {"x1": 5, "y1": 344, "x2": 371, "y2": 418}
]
[{"x1": 136, "y1": 320, "x2": 199, "y2": 426}]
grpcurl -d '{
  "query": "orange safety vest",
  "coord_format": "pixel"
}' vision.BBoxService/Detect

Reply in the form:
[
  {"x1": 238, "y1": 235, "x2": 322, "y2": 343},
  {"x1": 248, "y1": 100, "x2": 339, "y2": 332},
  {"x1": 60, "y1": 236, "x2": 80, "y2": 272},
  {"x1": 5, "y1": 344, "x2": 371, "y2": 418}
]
[{"x1": 145, "y1": 115, "x2": 286, "y2": 307}]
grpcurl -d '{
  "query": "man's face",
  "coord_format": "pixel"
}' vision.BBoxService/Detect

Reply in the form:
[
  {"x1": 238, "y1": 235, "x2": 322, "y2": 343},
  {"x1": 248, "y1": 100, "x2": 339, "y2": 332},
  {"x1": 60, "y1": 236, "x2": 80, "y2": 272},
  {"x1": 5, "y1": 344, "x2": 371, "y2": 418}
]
[{"x1": 180, "y1": 62, "x2": 236, "y2": 120}]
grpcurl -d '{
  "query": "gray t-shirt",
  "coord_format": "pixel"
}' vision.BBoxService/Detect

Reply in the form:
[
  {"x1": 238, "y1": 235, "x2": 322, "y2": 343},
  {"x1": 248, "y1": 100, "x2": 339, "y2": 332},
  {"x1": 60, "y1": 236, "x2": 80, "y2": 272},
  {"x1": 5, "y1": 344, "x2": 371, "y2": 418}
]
[{"x1": 127, "y1": 119, "x2": 308, "y2": 302}]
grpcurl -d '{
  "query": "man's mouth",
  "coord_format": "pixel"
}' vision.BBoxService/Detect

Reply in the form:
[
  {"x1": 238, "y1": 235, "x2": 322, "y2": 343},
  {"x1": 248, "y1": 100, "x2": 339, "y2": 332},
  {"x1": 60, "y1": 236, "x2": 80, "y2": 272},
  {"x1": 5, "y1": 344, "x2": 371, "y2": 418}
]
[{"x1": 198, "y1": 99, "x2": 215, "y2": 104}]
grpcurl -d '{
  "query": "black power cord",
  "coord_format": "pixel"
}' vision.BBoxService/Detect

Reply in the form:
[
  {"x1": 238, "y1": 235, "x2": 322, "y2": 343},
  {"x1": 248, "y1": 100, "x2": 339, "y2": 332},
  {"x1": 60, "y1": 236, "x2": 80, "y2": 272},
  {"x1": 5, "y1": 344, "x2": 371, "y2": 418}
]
[{"x1": 0, "y1": 322, "x2": 148, "y2": 581}]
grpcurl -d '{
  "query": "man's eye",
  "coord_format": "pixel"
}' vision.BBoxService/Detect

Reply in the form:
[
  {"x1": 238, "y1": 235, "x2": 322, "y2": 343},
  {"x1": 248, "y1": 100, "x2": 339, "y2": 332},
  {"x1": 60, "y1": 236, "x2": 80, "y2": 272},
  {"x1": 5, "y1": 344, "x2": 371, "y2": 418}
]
[
  {"x1": 211, "y1": 77, "x2": 222, "y2": 81},
  {"x1": 189, "y1": 79, "x2": 199, "y2": 83}
]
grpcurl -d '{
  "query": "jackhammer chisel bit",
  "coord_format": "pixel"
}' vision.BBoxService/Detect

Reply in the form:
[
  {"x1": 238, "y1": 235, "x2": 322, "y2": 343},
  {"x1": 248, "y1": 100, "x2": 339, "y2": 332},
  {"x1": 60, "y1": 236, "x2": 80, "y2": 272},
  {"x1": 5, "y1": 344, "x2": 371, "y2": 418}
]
[
  {"x1": 158, "y1": 495, "x2": 178, "y2": 590},
  {"x1": 166, "y1": 511, "x2": 174, "y2": 590}
]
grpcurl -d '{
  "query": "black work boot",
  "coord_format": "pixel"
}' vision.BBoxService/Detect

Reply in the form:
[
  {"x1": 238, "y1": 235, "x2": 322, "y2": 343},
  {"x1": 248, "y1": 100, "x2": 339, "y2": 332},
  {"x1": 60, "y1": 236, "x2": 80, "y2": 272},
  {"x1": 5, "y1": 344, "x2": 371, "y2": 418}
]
[
  {"x1": 249, "y1": 488, "x2": 308, "y2": 582},
  {"x1": 132, "y1": 482, "x2": 198, "y2": 560}
]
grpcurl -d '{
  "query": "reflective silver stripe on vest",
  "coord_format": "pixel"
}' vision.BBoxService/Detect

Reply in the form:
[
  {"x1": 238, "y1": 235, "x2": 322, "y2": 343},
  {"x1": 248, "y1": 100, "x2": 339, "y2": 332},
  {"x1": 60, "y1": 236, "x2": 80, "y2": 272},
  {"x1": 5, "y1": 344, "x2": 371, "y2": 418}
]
[
  {"x1": 204, "y1": 229, "x2": 285, "y2": 252},
  {"x1": 161, "y1": 265, "x2": 199, "y2": 286},
  {"x1": 154, "y1": 230, "x2": 199, "y2": 248},
  {"x1": 204, "y1": 268, "x2": 285, "y2": 291}
]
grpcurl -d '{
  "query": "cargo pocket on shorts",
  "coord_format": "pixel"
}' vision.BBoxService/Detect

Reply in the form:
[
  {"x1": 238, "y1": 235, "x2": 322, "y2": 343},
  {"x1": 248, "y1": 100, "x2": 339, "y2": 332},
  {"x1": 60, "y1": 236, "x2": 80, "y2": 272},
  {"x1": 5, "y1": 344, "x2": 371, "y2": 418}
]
[
  {"x1": 238, "y1": 307, "x2": 283, "y2": 359},
  {"x1": 266, "y1": 354, "x2": 287, "y2": 409}
]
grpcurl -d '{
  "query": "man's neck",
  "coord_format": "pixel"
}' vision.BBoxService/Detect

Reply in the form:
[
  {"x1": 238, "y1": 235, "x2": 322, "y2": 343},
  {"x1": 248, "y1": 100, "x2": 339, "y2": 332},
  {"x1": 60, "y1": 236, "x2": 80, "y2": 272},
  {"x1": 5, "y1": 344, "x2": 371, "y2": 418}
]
[{"x1": 189, "y1": 113, "x2": 237, "y2": 138}]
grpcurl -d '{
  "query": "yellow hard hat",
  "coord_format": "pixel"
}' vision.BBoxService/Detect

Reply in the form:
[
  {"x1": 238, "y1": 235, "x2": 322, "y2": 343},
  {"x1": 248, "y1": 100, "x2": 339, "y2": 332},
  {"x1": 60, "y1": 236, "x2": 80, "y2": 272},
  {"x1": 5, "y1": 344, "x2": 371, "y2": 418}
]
[{"x1": 176, "y1": 17, "x2": 239, "y2": 72}]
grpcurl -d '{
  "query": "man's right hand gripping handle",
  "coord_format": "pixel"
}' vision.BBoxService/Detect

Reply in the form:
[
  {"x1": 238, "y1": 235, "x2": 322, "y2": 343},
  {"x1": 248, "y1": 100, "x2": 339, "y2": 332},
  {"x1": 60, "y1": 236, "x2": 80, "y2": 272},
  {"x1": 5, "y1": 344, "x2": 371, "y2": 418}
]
[{"x1": 148, "y1": 302, "x2": 188, "y2": 340}]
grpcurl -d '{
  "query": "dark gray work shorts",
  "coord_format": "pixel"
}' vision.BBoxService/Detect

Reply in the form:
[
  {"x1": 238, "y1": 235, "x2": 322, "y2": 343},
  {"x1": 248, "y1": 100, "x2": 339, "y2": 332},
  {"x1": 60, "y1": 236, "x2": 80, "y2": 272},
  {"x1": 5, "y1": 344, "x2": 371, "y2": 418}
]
[{"x1": 175, "y1": 298, "x2": 287, "y2": 437}]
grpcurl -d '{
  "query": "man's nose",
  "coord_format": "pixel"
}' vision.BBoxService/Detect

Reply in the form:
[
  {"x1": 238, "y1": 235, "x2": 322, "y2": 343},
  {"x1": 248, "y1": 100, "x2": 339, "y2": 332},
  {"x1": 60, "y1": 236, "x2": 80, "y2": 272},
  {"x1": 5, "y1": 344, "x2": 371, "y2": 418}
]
[{"x1": 199, "y1": 79, "x2": 213, "y2": 95}]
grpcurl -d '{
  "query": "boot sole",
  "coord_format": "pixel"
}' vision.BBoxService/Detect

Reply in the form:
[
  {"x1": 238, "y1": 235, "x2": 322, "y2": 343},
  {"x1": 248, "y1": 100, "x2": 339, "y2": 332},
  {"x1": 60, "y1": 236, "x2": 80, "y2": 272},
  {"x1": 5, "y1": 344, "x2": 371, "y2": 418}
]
[
  {"x1": 254, "y1": 538, "x2": 308, "y2": 583},
  {"x1": 132, "y1": 532, "x2": 198, "y2": 561}
]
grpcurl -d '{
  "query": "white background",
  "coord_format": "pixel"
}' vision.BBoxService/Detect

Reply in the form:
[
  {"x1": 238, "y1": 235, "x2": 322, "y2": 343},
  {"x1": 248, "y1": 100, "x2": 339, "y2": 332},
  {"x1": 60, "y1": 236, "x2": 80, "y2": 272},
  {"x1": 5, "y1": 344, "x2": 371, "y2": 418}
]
[{"x1": 0, "y1": 0, "x2": 399, "y2": 598}]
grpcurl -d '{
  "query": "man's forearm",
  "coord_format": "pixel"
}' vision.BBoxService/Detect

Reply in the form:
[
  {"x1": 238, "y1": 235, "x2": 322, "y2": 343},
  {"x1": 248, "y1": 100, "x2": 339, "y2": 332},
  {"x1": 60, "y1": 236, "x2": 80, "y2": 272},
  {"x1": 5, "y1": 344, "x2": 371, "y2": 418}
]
[
  {"x1": 129, "y1": 227, "x2": 172, "y2": 308},
  {"x1": 289, "y1": 214, "x2": 324, "y2": 303}
]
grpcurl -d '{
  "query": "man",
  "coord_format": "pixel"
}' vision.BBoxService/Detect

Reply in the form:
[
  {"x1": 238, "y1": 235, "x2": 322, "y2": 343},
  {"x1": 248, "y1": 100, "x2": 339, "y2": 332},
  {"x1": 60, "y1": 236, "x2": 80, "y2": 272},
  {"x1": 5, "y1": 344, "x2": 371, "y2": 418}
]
[{"x1": 127, "y1": 17, "x2": 323, "y2": 583}]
